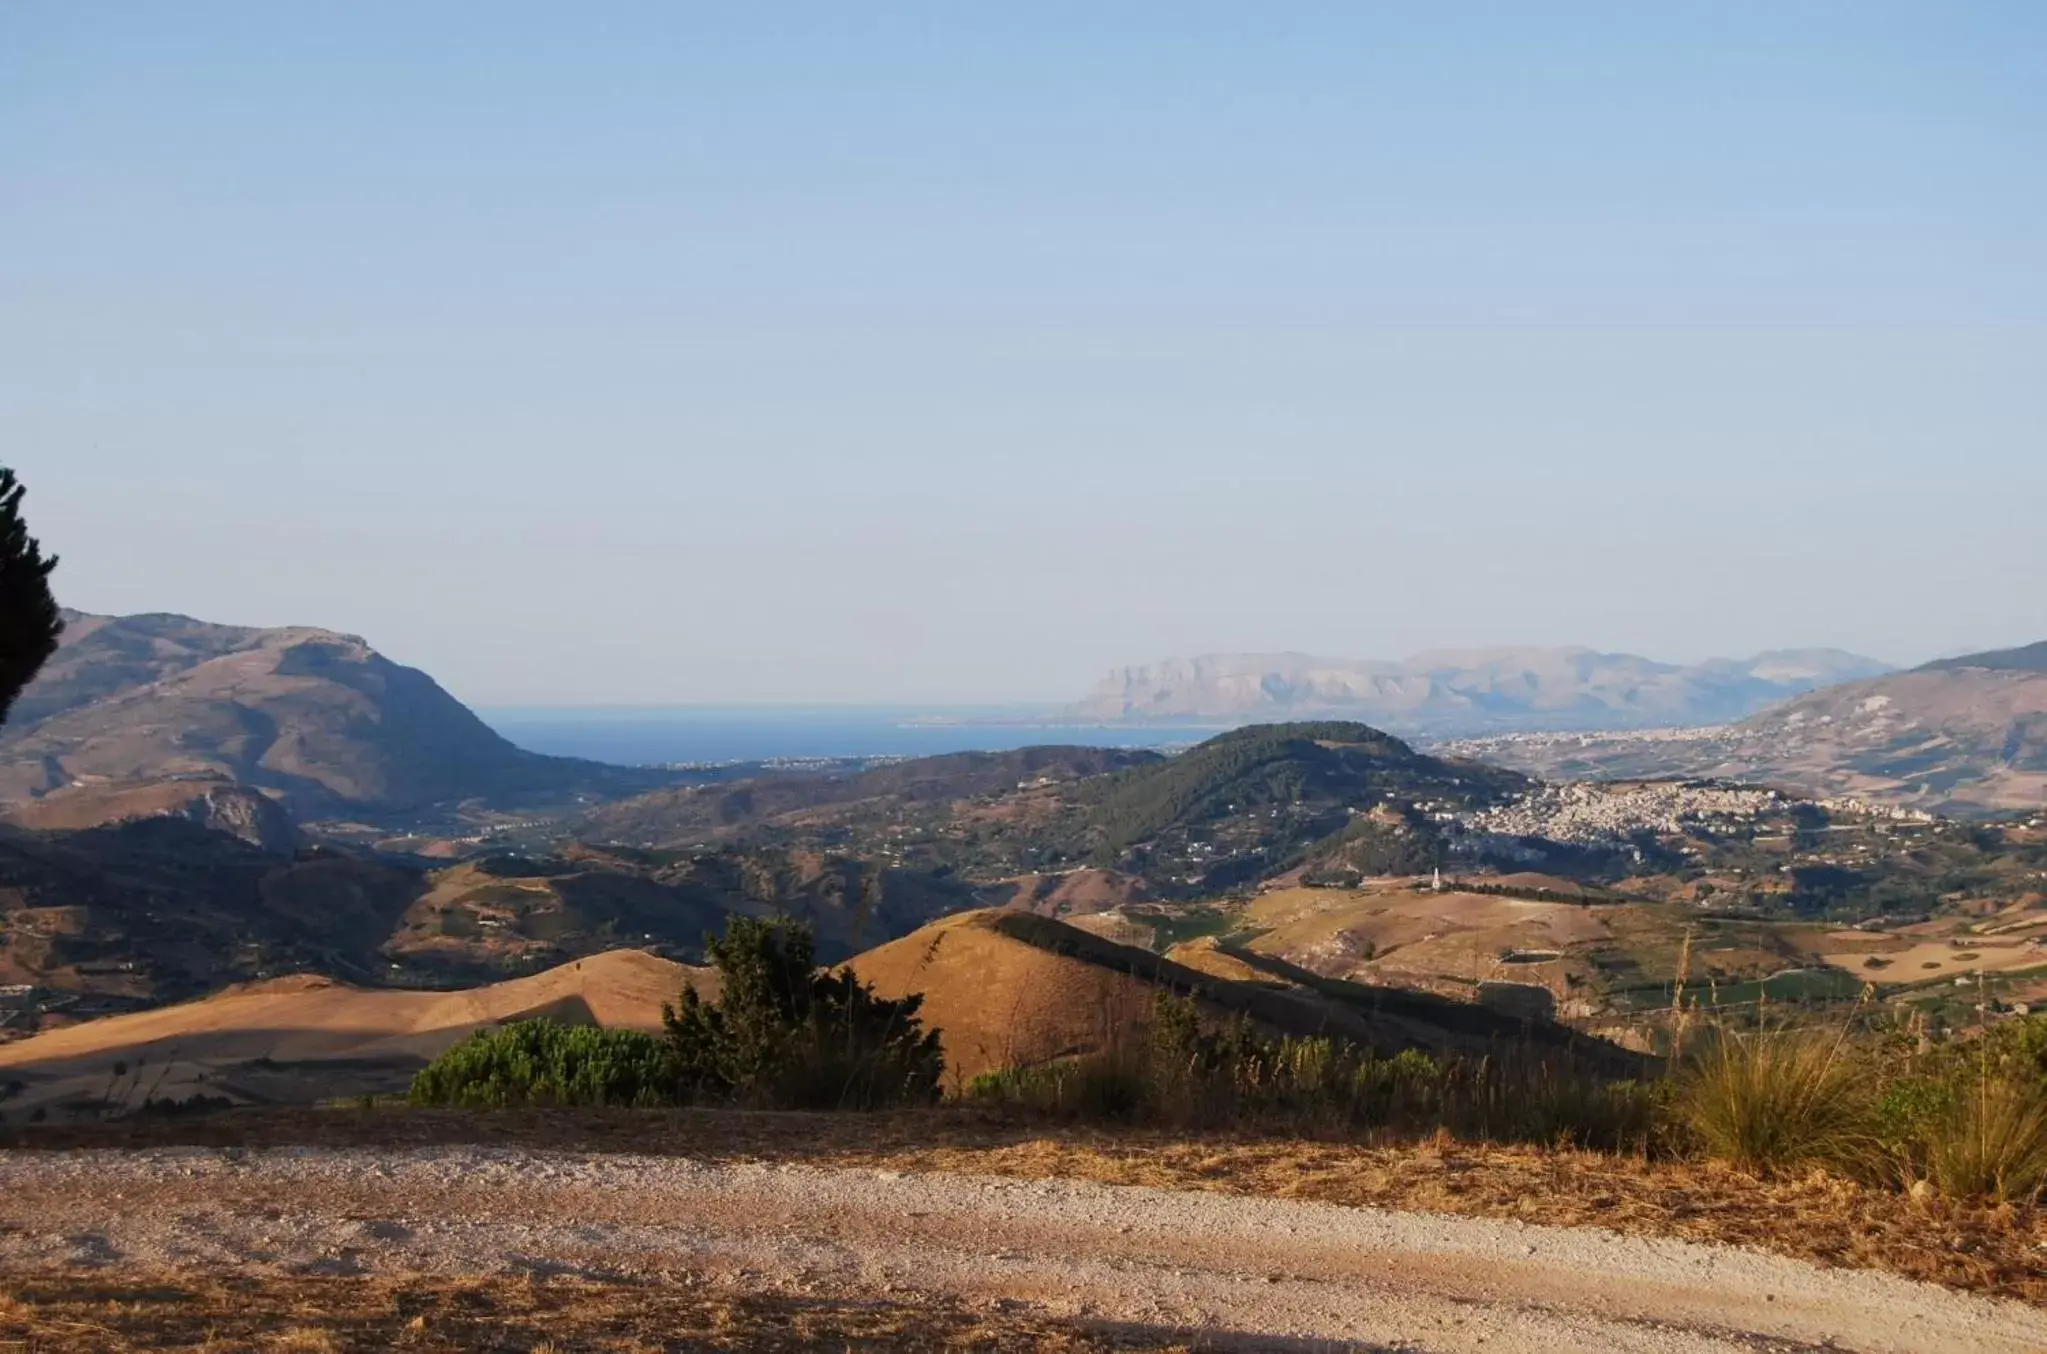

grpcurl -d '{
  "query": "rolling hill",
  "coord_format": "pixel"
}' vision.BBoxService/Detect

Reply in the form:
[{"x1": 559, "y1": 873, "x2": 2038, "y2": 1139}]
[
  {"x1": 581, "y1": 724, "x2": 1528, "y2": 899},
  {"x1": 0, "y1": 948, "x2": 716, "y2": 1116},
  {"x1": 1071, "y1": 647, "x2": 1892, "y2": 733},
  {"x1": 578, "y1": 745, "x2": 1159, "y2": 847},
  {"x1": 0, "y1": 814, "x2": 982, "y2": 1030},
  {"x1": 0, "y1": 908, "x2": 1634, "y2": 1116},
  {"x1": 0, "y1": 611, "x2": 678, "y2": 817},
  {"x1": 846, "y1": 908, "x2": 1614, "y2": 1080}
]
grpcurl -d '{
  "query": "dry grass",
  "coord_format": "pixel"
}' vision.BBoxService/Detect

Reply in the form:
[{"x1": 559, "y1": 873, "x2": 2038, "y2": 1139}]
[
  {"x1": 1677, "y1": 1026, "x2": 1880, "y2": 1176},
  {"x1": 0, "y1": 1271, "x2": 1188, "y2": 1352},
  {"x1": 7, "y1": 1104, "x2": 2046, "y2": 1303},
  {"x1": 1924, "y1": 1074, "x2": 2047, "y2": 1205}
]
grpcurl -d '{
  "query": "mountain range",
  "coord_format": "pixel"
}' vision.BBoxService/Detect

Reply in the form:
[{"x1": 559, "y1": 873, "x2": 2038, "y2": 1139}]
[
  {"x1": 1067, "y1": 647, "x2": 1894, "y2": 734},
  {"x1": 0, "y1": 611, "x2": 677, "y2": 818}
]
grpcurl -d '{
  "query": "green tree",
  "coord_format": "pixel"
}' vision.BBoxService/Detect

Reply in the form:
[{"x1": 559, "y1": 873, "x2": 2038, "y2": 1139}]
[
  {"x1": 664, "y1": 915, "x2": 944, "y2": 1109},
  {"x1": 0, "y1": 466, "x2": 61, "y2": 726}
]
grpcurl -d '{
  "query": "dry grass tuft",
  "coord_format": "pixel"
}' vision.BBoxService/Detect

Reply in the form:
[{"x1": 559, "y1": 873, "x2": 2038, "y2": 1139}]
[
  {"x1": 1677, "y1": 1026, "x2": 1878, "y2": 1177},
  {"x1": 1922, "y1": 1073, "x2": 2047, "y2": 1205}
]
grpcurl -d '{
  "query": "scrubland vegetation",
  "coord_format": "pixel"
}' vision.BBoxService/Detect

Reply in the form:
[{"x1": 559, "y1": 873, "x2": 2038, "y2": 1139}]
[
  {"x1": 412, "y1": 917, "x2": 942, "y2": 1113},
  {"x1": 408, "y1": 916, "x2": 2047, "y2": 1211}
]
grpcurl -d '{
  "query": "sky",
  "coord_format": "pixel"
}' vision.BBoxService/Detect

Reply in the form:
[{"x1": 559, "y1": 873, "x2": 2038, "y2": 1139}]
[{"x1": 2, "y1": 4, "x2": 2042, "y2": 705}]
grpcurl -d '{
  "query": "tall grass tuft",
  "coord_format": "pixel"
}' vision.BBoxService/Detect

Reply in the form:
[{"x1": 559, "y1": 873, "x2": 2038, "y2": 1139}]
[
  {"x1": 1920, "y1": 1074, "x2": 2047, "y2": 1204},
  {"x1": 1678, "y1": 1025, "x2": 1877, "y2": 1176}
]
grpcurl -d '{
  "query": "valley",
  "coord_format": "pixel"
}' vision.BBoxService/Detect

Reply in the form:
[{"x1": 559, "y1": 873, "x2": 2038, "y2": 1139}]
[{"x1": 1, "y1": 610, "x2": 2043, "y2": 1084}]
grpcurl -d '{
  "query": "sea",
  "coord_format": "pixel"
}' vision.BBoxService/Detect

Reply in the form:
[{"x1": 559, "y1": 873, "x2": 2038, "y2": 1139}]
[{"x1": 475, "y1": 705, "x2": 1222, "y2": 767}]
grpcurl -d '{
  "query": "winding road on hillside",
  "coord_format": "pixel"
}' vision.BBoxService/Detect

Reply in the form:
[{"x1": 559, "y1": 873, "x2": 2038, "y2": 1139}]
[{"x1": 0, "y1": 1146, "x2": 2040, "y2": 1352}]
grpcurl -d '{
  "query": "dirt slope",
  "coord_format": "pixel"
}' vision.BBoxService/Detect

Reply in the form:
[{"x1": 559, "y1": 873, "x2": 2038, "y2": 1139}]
[
  {"x1": 0, "y1": 1146, "x2": 2037, "y2": 1353},
  {"x1": 848, "y1": 908, "x2": 1629, "y2": 1082},
  {"x1": 0, "y1": 949, "x2": 711, "y2": 1113}
]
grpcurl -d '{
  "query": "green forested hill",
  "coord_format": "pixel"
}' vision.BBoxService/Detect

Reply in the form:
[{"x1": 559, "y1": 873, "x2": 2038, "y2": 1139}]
[
  {"x1": 1089, "y1": 722, "x2": 1524, "y2": 850},
  {"x1": 1083, "y1": 723, "x2": 1527, "y2": 886}
]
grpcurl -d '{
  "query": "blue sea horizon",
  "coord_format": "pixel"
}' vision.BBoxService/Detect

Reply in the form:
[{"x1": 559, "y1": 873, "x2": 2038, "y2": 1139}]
[{"x1": 476, "y1": 705, "x2": 1224, "y2": 766}]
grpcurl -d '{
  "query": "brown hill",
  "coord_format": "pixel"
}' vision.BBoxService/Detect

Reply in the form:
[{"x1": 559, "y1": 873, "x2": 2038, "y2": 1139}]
[
  {"x1": 2, "y1": 776, "x2": 301, "y2": 852},
  {"x1": 0, "y1": 949, "x2": 713, "y2": 1116},
  {"x1": 987, "y1": 867, "x2": 1149, "y2": 917},
  {"x1": 848, "y1": 909, "x2": 1627, "y2": 1082},
  {"x1": 1443, "y1": 665, "x2": 2047, "y2": 816},
  {"x1": 1727, "y1": 668, "x2": 2047, "y2": 814},
  {"x1": 0, "y1": 909, "x2": 1638, "y2": 1117},
  {"x1": 1, "y1": 611, "x2": 676, "y2": 817}
]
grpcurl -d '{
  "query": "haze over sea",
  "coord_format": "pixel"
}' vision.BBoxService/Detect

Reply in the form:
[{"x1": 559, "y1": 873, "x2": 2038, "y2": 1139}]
[{"x1": 479, "y1": 706, "x2": 1211, "y2": 766}]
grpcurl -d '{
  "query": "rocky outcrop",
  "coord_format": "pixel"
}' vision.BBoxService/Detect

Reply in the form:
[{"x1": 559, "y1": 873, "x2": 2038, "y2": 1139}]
[{"x1": 4, "y1": 777, "x2": 303, "y2": 852}]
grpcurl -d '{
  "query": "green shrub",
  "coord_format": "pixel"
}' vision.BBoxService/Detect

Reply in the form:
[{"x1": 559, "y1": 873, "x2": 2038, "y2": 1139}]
[
  {"x1": 408, "y1": 1020, "x2": 673, "y2": 1109},
  {"x1": 1878, "y1": 1014, "x2": 2047, "y2": 1202},
  {"x1": 1677, "y1": 1026, "x2": 1878, "y2": 1176},
  {"x1": 665, "y1": 916, "x2": 944, "y2": 1110}
]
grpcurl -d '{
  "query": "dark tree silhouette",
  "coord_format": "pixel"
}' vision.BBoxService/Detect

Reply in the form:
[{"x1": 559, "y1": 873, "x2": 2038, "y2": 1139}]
[{"x1": 0, "y1": 466, "x2": 61, "y2": 726}]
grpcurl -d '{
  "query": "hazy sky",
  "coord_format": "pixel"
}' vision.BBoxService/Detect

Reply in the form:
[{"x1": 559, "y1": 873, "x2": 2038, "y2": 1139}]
[{"x1": 3, "y1": 4, "x2": 2041, "y2": 705}]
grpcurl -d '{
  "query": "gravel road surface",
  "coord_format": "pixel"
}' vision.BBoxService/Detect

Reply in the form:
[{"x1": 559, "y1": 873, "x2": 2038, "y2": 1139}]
[{"x1": 0, "y1": 1146, "x2": 2040, "y2": 1353}]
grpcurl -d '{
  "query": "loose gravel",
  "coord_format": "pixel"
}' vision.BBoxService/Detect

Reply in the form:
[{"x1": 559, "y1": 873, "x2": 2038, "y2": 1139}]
[{"x1": 1, "y1": 1146, "x2": 2041, "y2": 1353}]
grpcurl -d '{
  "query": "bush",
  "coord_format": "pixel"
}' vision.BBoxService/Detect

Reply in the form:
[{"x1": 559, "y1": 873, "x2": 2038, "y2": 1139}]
[
  {"x1": 409, "y1": 1020, "x2": 673, "y2": 1109},
  {"x1": 664, "y1": 916, "x2": 943, "y2": 1110},
  {"x1": 1878, "y1": 1014, "x2": 2047, "y2": 1203},
  {"x1": 1677, "y1": 1026, "x2": 1877, "y2": 1176},
  {"x1": 1918, "y1": 1075, "x2": 2047, "y2": 1204}
]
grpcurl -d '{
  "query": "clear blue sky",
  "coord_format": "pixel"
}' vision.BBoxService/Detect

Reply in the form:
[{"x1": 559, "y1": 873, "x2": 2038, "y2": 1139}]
[{"x1": 3, "y1": 4, "x2": 2041, "y2": 704}]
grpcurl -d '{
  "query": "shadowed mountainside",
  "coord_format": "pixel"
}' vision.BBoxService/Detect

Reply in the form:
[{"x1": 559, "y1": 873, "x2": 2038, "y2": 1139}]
[
  {"x1": 578, "y1": 745, "x2": 1161, "y2": 847},
  {"x1": 1, "y1": 775, "x2": 302, "y2": 852}
]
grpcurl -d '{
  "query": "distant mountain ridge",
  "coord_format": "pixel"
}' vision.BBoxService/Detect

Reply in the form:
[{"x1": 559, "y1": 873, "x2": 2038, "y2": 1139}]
[
  {"x1": 1070, "y1": 647, "x2": 1893, "y2": 734},
  {"x1": 0, "y1": 610, "x2": 677, "y2": 817},
  {"x1": 1918, "y1": 641, "x2": 2047, "y2": 675}
]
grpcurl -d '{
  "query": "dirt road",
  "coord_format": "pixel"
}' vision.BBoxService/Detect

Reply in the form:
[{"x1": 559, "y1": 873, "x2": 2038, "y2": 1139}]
[{"x1": 0, "y1": 1146, "x2": 2039, "y2": 1353}]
